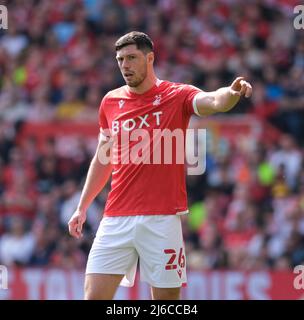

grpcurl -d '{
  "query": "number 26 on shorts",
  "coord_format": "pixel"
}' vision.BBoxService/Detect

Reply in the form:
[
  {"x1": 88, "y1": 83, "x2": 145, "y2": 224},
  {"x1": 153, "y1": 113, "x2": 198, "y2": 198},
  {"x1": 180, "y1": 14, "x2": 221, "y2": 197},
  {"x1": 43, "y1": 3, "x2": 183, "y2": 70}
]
[{"x1": 164, "y1": 248, "x2": 185, "y2": 270}]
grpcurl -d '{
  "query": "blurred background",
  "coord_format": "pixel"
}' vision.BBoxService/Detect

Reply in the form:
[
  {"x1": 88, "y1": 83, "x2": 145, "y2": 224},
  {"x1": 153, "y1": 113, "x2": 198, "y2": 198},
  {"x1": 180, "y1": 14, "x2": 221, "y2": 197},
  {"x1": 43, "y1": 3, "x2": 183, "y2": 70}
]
[{"x1": 0, "y1": 0, "x2": 304, "y2": 299}]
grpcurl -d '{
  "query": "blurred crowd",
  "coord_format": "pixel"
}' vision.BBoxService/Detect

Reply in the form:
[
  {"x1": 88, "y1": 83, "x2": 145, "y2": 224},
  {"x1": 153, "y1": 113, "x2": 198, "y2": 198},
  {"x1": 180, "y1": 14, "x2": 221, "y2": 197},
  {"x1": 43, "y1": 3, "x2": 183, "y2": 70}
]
[{"x1": 0, "y1": 0, "x2": 304, "y2": 272}]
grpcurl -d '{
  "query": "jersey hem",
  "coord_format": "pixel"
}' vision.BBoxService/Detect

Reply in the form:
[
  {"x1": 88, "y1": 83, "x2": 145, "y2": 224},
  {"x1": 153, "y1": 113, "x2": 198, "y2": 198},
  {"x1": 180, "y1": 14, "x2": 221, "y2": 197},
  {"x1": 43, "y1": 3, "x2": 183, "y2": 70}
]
[{"x1": 104, "y1": 209, "x2": 189, "y2": 217}]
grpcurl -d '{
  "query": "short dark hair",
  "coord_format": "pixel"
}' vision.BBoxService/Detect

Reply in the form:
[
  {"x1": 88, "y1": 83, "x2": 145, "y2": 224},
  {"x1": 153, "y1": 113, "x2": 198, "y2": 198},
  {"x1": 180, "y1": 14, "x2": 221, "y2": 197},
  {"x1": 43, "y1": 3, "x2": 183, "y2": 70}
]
[{"x1": 115, "y1": 31, "x2": 154, "y2": 53}]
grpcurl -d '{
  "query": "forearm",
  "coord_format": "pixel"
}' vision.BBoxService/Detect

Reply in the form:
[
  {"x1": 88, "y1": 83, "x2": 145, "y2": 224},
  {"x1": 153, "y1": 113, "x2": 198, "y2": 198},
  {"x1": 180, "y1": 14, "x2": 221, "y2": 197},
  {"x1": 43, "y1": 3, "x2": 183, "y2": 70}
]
[
  {"x1": 195, "y1": 77, "x2": 252, "y2": 116},
  {"x1": 195, "y1": 88, "x2": 240, "y2": 116},
  {"x1": 77, "y1": 156, "x2": 112, "y2": 212}
]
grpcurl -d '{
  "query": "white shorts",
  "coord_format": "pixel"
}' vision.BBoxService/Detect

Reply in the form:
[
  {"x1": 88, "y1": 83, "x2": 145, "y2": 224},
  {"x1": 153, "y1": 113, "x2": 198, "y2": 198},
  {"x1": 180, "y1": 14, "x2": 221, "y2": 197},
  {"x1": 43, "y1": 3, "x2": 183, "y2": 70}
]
[{"x1": 86, "y1": 215, "x2": 187, "y2": 288}]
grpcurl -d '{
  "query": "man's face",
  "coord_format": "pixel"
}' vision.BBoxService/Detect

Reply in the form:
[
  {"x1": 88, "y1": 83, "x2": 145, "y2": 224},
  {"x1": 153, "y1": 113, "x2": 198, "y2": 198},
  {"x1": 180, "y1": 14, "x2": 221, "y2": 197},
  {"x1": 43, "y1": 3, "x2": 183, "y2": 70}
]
[{"x1": 116, "y1": 44, "x2": 150, "y2": 87}]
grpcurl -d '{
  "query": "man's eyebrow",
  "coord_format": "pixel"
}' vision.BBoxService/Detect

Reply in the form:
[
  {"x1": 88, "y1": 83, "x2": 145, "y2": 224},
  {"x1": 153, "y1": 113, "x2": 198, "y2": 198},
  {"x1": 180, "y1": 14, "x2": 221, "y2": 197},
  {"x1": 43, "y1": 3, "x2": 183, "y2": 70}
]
[{"x1": 116, "y1": 53, "x2": 138, "y2": 59}]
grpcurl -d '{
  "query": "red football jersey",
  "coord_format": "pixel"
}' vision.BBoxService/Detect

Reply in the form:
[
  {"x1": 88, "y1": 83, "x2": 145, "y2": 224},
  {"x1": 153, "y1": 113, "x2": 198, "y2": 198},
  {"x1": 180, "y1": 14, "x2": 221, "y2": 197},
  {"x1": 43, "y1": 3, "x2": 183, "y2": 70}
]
[{"x1": 99, "y1": 79, "x2": 202, "y2": 216}]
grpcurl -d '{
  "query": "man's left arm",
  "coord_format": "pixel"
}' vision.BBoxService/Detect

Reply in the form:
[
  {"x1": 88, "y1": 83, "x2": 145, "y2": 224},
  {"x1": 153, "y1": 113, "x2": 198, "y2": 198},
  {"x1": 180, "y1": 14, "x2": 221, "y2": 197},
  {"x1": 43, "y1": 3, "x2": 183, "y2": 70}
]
[{"x1": 195, "y1": 77, "x2": 252, "y2": 116}]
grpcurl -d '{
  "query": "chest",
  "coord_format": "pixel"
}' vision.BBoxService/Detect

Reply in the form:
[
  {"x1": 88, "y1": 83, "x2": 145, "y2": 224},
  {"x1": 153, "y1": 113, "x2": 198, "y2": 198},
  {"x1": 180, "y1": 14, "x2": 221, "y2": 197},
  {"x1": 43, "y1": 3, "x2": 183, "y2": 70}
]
[{"x1": 107, "y1": 93, "x2": 183, "y2": 134}]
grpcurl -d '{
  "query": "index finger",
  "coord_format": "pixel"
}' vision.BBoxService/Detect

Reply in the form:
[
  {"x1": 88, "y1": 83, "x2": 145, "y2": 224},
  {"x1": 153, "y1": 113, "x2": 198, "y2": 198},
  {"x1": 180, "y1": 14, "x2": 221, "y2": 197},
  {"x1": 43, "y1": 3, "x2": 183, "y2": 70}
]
[{"x1": 232, "y1": 76, "x2": 245, "y2": 86}]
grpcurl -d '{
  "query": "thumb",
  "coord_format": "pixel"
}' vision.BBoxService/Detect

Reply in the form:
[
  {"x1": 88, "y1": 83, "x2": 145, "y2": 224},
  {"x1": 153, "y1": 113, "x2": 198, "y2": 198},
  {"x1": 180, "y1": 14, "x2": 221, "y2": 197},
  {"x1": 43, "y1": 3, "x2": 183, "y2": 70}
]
[
  {"x1": 229, "y1": 88, "x2": 241, "y2": 96},
  {"x1": 231, "y1": 76, "x2": 245, "y2": 90}
]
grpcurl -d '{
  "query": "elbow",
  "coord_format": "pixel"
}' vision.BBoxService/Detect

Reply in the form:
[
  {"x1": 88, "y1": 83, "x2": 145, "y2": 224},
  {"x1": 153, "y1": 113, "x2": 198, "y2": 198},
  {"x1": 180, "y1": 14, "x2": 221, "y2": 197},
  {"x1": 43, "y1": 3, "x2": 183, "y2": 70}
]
[{"x1": 93, "y1": 153, "x2": 112, "y2": 169}]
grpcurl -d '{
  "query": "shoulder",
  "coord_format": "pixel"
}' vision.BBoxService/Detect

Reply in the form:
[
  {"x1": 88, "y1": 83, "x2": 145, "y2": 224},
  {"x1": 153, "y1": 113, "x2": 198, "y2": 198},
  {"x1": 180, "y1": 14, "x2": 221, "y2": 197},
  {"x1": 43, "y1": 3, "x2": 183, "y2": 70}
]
[
  {"x1": 161, "y1": 80, "x2": 200, "y2": 92},
  {"x1": 159, "y1": 80, "x2": 186, "y2": 95},
  {"x1": 161, "y1": 81, "x2": 201, "y2": 99},
  {"x1": 176, "y1": 82, "x2": 201, "y2": 92},
  {"x1": 102, "y1": 86, "x2": 128, "y2": 100},
  {"x1": 99, "y1": 86, "x2": 128, "y2": 112},
  {"x1": 160, "y1": 80, "x2": 182, "y2": 90}
]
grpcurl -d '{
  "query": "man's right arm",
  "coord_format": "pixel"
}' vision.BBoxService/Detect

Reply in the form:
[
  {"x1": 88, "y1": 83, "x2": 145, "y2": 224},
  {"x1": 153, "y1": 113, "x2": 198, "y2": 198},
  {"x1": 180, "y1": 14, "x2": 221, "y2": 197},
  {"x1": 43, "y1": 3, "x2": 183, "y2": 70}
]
[
  {"x1": 194, "y1": 77, "x2": 252, "y2": 116},
  {"x1": 68, "y1": 137, "x2": 112, "y2": 238}
]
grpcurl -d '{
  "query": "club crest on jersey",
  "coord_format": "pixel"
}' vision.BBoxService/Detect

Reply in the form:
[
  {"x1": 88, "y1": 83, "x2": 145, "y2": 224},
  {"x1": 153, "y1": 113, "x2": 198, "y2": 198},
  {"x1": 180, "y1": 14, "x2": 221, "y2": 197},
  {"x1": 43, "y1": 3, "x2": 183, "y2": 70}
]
[
  {"x1": 153, "y1": 95, "x2": 161, "y2": 106},
  {"x1": 118, "y1": 100, "x2": 125, "y2": 109}
]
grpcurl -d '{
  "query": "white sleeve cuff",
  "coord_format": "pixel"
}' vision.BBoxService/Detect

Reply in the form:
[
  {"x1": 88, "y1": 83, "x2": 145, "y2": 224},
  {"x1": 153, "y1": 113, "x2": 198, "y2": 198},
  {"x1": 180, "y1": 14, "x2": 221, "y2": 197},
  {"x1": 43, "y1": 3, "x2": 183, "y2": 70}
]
[{"x1": 192, "y1": 93, "x2": 201, "y2": 116}]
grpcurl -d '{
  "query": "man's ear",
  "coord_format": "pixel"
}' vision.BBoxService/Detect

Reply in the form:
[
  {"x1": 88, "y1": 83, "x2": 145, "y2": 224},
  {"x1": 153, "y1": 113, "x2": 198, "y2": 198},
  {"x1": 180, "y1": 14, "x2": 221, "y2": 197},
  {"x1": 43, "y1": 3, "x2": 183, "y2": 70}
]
[{"x1": 147, "y1": 52, "x2": 154, "y2": 64}]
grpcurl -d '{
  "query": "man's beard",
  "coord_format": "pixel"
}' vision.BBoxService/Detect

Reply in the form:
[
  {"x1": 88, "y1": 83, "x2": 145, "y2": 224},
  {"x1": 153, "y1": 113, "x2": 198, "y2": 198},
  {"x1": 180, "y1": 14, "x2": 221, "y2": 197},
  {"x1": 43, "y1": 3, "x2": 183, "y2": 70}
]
[
  {"x1": 125, "y1": 66, "x2": 147, "y2": 87},
  {"x1": 128, "y1": 77, "x2": 144, "y2": 87}
]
